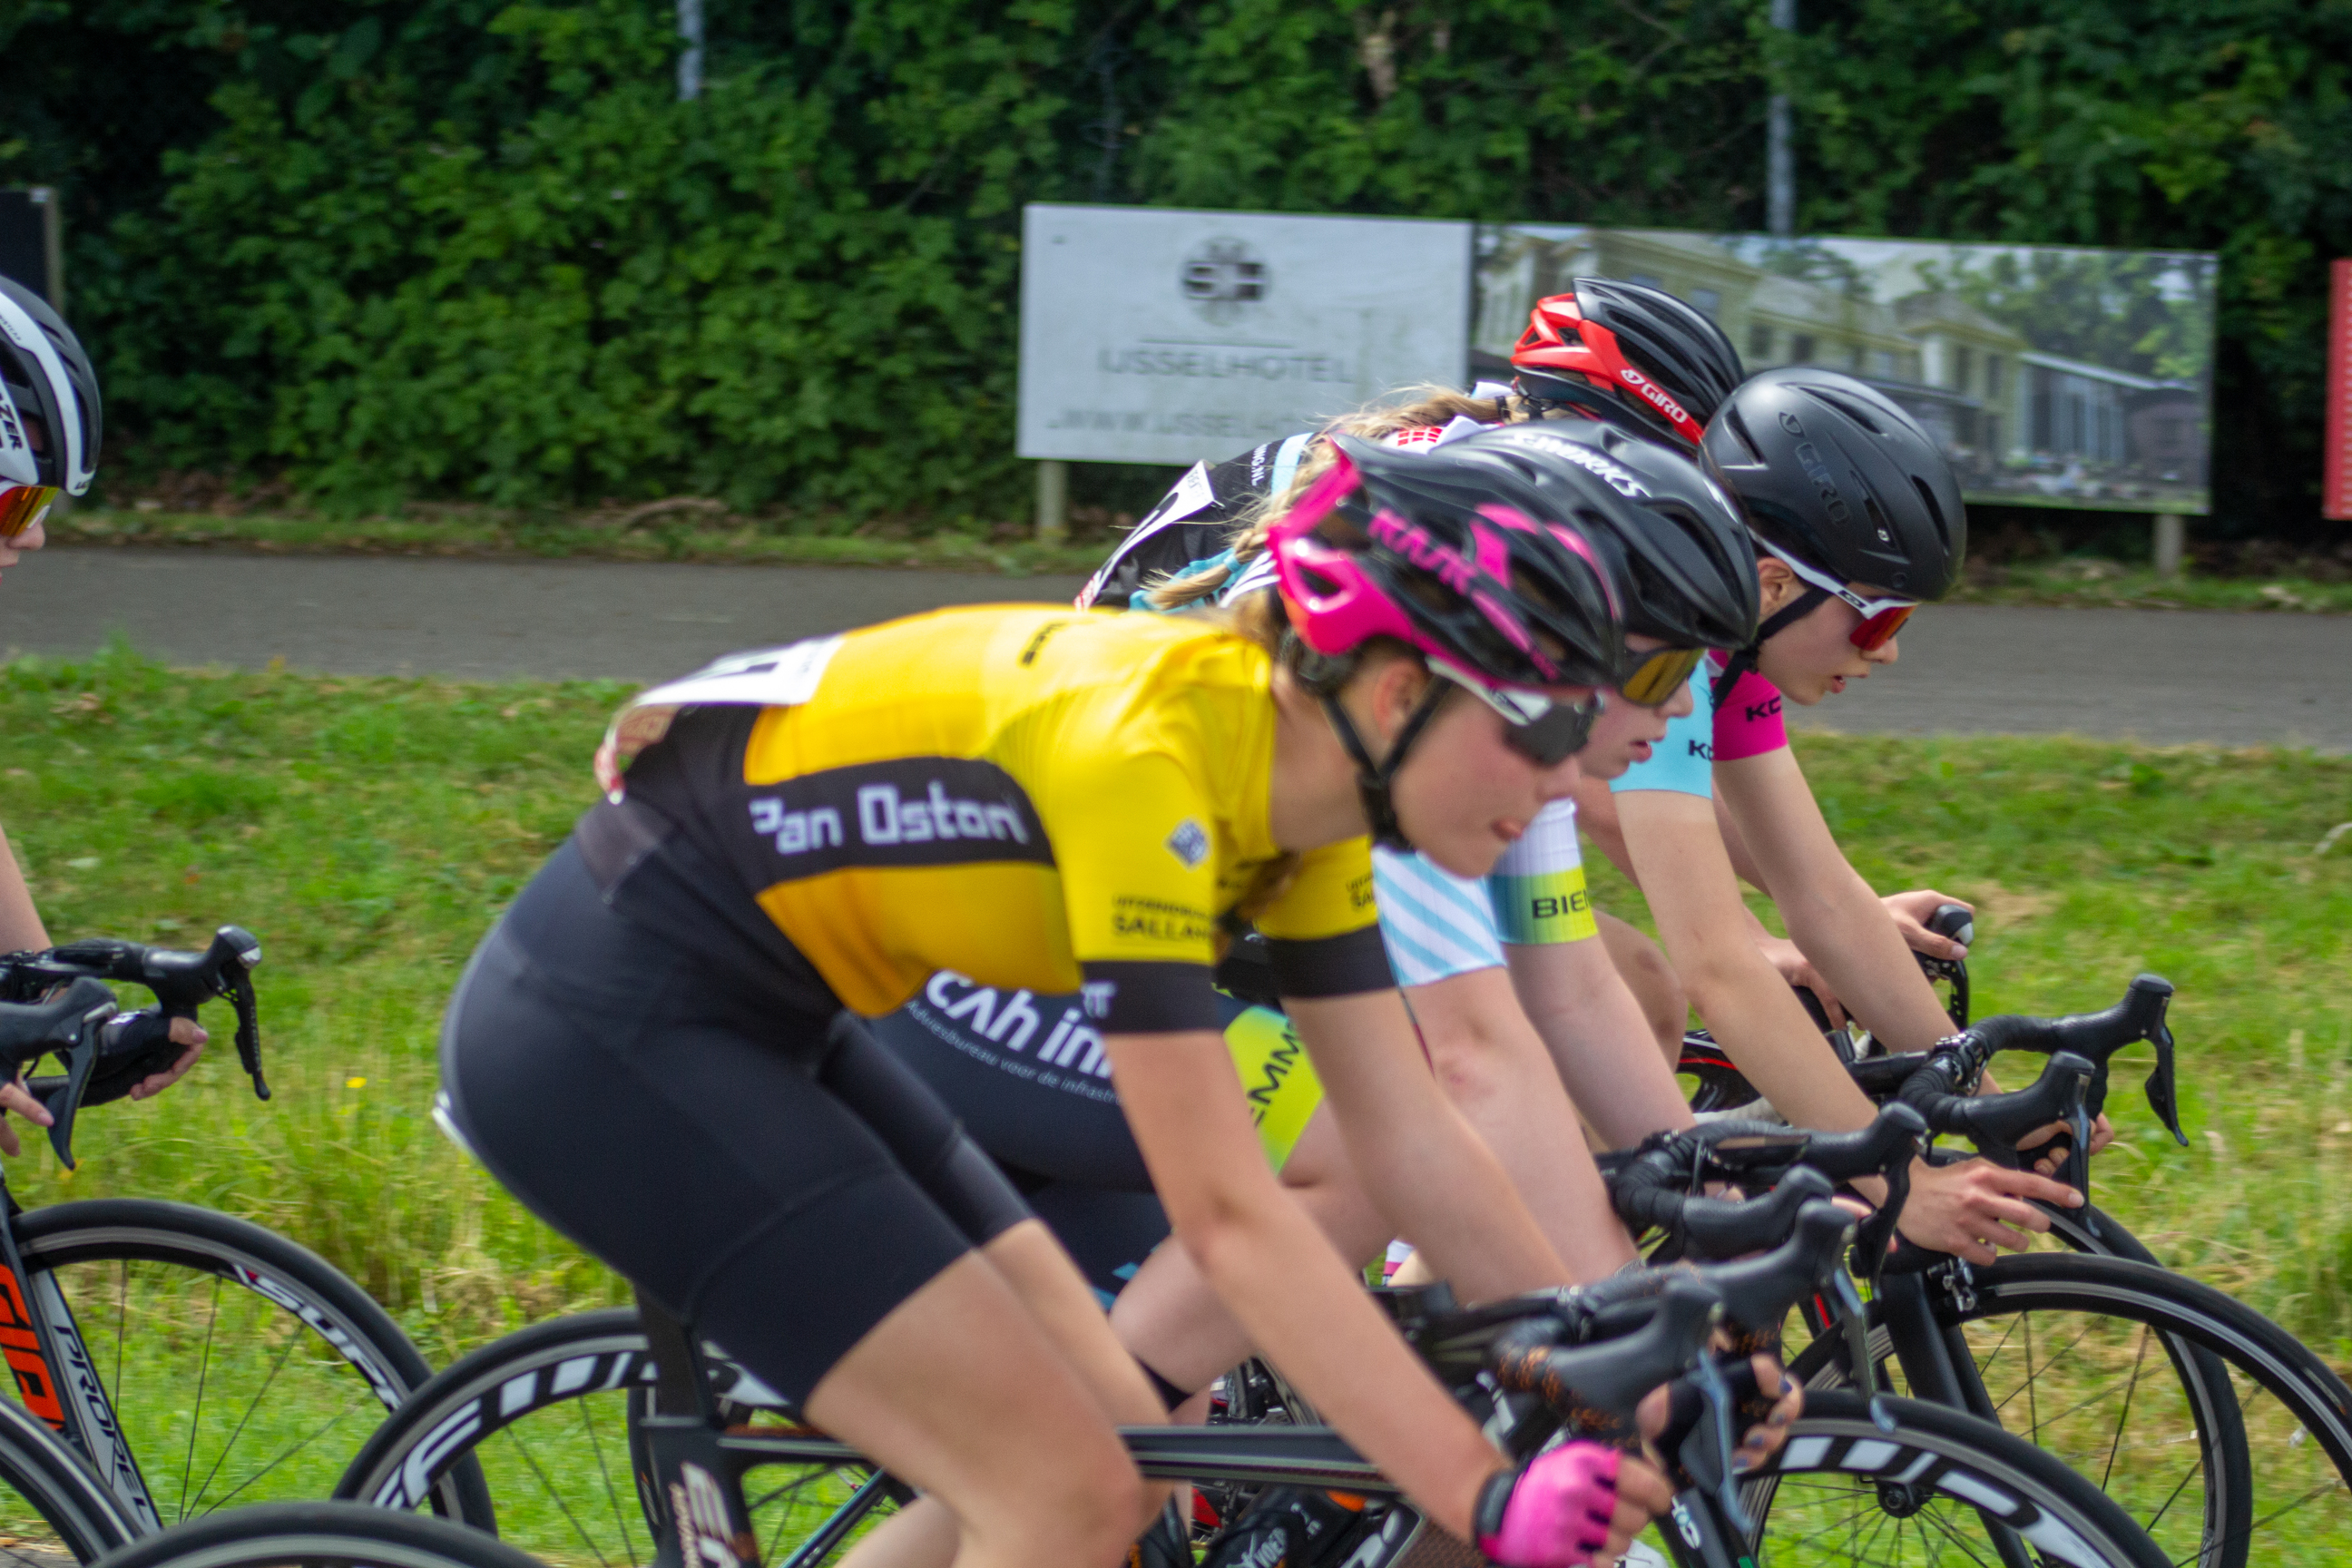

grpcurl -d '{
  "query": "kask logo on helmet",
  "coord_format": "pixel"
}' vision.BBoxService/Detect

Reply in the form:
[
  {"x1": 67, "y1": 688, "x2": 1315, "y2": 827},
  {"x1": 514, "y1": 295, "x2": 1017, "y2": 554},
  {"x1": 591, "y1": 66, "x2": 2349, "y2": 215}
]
[{"x1": 1366, "y1": 510, "x2": 1478, "y2": 594}]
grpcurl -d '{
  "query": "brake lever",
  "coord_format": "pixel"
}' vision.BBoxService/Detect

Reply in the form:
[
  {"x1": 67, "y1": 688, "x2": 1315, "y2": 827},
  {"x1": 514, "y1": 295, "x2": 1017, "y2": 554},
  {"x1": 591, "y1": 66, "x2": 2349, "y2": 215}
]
[
  {"x1": 2059, "y1": 1063, "x2": 2097, "y2": 1238},
  {"x1": 2144, "y1": 1014, "x2": 2186, "y2": 1147},
  {"x1": 229, "y1": 965, "x2": 269, "y2": 1101},
  {"x1": 1676, "y1": 1348, "x2": 1753, "y2": 1539},
  {"x1": 30, "y1": 980, "x2": 120, "y2": 1171}
]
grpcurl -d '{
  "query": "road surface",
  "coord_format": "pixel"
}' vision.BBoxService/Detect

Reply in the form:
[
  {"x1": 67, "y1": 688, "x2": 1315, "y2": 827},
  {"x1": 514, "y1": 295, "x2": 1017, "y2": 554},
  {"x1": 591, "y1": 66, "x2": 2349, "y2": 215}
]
[{"x1": 3, "y1": 548, "x2": 2346, "y2": 750}]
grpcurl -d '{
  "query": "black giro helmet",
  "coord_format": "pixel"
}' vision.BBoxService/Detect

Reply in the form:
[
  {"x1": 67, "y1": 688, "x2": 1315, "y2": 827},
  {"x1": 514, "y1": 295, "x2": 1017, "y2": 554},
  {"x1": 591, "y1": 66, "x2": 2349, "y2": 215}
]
[
  {"x1": 1459, "y1": 422, "x2": 1759, "y2": 652},
  {"x1": 1512, "y1": 279, "x2": 1746, "y2": 447},
  {"x1": 1283, "y1": 428, "x2": 1626, "y2": 690},
  {"x1": 1701, "y1": 367, "x2": 1966, "y2": 600},
  {"x1": 0, "y1": 276, "x2": 102, "y2": 495}
]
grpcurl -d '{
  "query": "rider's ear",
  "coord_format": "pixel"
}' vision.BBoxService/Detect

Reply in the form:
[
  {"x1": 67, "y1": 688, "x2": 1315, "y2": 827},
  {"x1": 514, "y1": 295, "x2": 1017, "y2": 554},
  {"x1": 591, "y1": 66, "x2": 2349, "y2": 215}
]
[{"x1": 1367, "y1": 654, "x2": 1433, "y2": 740}]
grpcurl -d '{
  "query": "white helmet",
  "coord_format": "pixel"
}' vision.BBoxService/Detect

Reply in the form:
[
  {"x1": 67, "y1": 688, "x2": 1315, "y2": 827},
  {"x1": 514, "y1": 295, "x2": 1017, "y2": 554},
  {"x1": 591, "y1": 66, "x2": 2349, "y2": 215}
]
[{"x1": 0, "y1": 275, "x2": 102, "y2": 500}]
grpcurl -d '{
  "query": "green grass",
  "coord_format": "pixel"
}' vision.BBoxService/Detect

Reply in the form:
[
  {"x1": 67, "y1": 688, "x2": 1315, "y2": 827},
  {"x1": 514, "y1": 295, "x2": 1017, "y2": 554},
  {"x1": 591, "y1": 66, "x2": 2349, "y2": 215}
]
[{"x1": 2, "y1": 644, "x2": 2350, "y2": 1556}]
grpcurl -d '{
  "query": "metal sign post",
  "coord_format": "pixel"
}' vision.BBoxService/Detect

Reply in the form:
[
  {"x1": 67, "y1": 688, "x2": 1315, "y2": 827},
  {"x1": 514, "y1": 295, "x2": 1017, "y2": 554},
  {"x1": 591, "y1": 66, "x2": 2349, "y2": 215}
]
[
  {"x1": 2327, "y1": 259, "x2": 2352, "y2": 522},
  {"x1": 0, "y1": 188, "x2": 64, "y2": 313}
]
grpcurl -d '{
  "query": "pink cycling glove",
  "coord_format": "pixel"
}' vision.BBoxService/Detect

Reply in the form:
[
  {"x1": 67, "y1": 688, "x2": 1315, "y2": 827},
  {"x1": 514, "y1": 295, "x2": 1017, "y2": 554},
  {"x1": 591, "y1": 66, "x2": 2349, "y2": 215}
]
[{"x1": 1474, "y1": 1443, "x2": 1622, "y2": 1568}]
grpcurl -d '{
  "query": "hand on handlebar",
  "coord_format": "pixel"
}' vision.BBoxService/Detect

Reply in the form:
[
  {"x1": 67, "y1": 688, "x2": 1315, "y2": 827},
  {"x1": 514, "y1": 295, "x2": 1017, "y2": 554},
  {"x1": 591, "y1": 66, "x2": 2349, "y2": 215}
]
[
  {"x1": 123, "y1": 1014, "x2": 208, "y2": 1101},
  {"x1": 1897, "y1": 1155, "x2": 2082, "y2": 1266},
  {"x1": 1882, "y1": 889, "x2": 1973, "y2": 961},
  {"x1": 1478, "y1": 1445, "x2": 1673, "y2": 1568},
  {"x1": 2019, "y1": 1112, "x2": 2115, "y2": 1178},
  {"x1": 0, "y1": 1075, "x2": 54, "y2": 1156}
]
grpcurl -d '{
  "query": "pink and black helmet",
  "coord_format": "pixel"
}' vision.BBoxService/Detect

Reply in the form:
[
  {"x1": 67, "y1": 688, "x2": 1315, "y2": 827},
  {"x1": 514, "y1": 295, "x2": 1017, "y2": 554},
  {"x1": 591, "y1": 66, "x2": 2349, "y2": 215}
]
[{"x1": 1268, "y1": 427, "x2": 1625, "y2": 693}]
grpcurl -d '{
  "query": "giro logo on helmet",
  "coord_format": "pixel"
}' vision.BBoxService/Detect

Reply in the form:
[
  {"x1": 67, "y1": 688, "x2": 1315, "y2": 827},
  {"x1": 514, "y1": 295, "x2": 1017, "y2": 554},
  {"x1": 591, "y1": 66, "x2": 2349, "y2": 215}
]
[
  {"x1": 1618, "y1": 367, "x2": 1695, "y2": 431},
  {"x1": 1792, "y1": 441, "x2": 1850, "y2": 524}
]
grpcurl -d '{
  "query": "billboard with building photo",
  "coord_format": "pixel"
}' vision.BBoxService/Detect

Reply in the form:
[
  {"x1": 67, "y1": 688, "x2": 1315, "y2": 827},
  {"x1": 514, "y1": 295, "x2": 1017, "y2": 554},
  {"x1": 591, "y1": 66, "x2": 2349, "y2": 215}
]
[{"x1": 1475, "y1": 226, "x2": 2218, "y2": 514}]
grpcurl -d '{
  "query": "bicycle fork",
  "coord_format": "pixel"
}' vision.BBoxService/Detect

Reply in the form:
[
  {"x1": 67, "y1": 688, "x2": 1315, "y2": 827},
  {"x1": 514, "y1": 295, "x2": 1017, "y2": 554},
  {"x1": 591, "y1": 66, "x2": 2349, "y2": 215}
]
[
  {"x1": 0, "y1": 1181, "x2": 164, "y2": 1532},
  {"x1": 1879, "y1": 1271, "x2": 2036, "y2": 1568}
]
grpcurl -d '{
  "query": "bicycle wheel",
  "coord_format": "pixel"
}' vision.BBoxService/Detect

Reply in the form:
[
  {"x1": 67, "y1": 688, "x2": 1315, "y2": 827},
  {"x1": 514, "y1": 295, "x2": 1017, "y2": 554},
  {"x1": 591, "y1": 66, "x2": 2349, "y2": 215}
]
[
  {"x1": 84, "y1": 1501, "x2": 544, "y2": 1568},
  {"x1": 0, "y1": 1391, "x2": 138, "y2": 1564},
  {"x1": 336, "y1": 1310, "x2": 901, "y2": 1568},
  {"x1": 7, "y1": 1199, "x2": 493, "y2": 1534},
  {"x1": 1726, "y1": 1388, "x2": 2168, "y2": 1567},
  {"x1": 1788, "y1": 1251, "x2": 2352, "y2": 1567}
]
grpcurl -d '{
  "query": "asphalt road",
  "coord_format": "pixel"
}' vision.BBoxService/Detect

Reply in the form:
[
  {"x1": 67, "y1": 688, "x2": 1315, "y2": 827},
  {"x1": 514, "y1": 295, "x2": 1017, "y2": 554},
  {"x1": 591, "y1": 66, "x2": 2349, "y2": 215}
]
[{"x1": 4, "y1": 547, "x2": 2347, "y2": 751}]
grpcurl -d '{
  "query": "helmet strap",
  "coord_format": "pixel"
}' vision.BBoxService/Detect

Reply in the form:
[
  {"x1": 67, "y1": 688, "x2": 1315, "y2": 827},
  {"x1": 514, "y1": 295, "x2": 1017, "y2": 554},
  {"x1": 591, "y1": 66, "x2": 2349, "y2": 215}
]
[
  {"x1": 1319, "y1": 681, "x2": 1453, "y2": 853},
  {"x1": 1710, "y1": 586, "x2": 1827, "y2": 707}
]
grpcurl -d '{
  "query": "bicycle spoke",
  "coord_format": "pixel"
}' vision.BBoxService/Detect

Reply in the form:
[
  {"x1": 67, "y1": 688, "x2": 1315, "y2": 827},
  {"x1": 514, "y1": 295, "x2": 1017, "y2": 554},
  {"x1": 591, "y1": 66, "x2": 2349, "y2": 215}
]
[
  {"x1": 573, "y1": 1388, "x2": 637, "y2": 1567},
  {"x1": 497, "y1": 1422, "x2": 618, "y2": 1568},
  {"x1": 183, "y1": 1316, "x2": 308, "y2": 1511},
  {"x1": 1911, "y1": 1500, "x2": 2002, "y2": 1567},
  {"x1": 193, "y1": 1396, "x2": 362, "y2": 1514},
  {"x1": 175, "y1": 1276, "x2": 223, "y2": 1524},
  {"x1": 2097, "y1": 1325, "x2": 2153, "y2": 1493},
  {"x1": 2141, "y1": 1462, "x2": 2200, "y2": 1536}
]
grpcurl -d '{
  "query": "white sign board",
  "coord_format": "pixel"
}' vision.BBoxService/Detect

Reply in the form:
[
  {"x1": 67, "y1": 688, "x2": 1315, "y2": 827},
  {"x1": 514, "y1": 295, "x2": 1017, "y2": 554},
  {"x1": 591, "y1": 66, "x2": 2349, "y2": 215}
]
[{"x1": 1018, "y1": 203, "x2": 1473, "y2": 466}]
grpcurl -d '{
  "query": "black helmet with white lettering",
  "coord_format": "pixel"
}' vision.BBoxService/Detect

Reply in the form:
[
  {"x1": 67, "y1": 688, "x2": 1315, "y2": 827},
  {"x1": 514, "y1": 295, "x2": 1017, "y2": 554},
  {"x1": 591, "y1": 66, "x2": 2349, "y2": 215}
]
[
  {"x1": 1700, "y1": 367, "x2": 1966, "y2": 600},
  {"x1": 1458, "y1": 422, "x2": 1759, "y2": 652},
  {"x1": 0, "y1": 276, "x2": 101, "y2": 499}
]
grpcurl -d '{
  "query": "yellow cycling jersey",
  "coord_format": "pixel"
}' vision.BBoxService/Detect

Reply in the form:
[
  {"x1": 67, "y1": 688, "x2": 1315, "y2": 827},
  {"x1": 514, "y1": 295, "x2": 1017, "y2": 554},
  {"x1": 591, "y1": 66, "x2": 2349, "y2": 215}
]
[{"x1": 595, "y1": 606, "x2": 1389, "y2": 1032}]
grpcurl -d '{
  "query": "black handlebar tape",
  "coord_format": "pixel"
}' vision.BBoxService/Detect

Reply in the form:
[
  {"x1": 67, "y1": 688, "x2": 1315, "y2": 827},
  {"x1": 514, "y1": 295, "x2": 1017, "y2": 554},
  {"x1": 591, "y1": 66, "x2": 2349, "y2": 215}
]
[
  {"x1": 0, "y1": 976, "x2": 119, "y2": 1062},
  {"x1": 1787, "y1": 1102, "x2": 1927, "y2": 1182},
  {"x1": 1968, "y1": 975, "x2": 2174, "y2": 1069},
  {"x1": 1491, "y1": 1278, "x2": 1722, "y2": 1422},
  {"x1": 1693, "y1": 1201, "x2": 1856, "y2": 1336},
  {"x1": 1674, "y1": 1168, "x2": 1835, "y2": 1262},
  {"x1": 1913, "y1": 1051, "x2": 2095, "y2": 1150},
  {"x1": 1848, "y1": 1051, "x2": 1933, "y2": 1098}
]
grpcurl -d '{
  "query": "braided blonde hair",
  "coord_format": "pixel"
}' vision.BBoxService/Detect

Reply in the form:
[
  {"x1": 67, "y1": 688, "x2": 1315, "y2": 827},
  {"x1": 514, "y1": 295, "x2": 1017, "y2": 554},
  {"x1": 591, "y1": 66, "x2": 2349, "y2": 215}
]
[{"x1": 1142, "y1": 387, "x2": 1546, "y2": 612}]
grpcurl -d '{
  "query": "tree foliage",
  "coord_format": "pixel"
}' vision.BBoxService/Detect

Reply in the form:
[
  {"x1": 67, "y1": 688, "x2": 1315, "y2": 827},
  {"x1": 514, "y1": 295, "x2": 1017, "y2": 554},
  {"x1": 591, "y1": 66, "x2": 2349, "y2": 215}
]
[{"x1": 0, "y1": 0, "x2": 2346, "y2": 532}]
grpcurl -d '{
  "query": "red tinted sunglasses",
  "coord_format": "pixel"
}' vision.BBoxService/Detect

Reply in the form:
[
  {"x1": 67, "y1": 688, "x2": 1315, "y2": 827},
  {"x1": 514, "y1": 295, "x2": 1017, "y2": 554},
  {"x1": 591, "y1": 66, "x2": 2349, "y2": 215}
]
[{"x1": 1760, "y1": 542, "x2": 1918, "y2": 651}]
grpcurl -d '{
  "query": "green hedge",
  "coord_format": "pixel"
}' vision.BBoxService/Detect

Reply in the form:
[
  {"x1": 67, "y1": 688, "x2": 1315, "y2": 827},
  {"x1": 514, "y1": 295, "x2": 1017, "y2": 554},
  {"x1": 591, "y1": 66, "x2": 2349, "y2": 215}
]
[{"x1": 2, "y1": 0, "x2": 2347, "y2": 531}]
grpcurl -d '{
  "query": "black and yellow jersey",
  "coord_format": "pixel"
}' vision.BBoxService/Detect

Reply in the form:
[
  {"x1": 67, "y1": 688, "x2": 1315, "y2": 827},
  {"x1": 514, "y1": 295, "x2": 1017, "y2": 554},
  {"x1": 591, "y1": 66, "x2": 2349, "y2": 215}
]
[{"x1": 592, "y1": 606, "x2": 1389, "y2": 1032}]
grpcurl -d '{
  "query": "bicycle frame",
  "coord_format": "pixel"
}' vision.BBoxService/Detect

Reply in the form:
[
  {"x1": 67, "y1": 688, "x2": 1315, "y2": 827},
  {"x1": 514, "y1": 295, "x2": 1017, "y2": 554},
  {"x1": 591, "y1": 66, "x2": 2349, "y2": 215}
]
[{"x1": 622, "y1": 1290, "x2": 1774, "y2": 1568}]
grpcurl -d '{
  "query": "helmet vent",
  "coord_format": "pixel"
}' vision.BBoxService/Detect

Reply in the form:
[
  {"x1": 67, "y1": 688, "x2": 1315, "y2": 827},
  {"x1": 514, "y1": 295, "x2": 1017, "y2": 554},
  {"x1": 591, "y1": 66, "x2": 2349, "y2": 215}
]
[
  {"x1": 1809, "y1": 389, "x2": 1886, "y2": 436},
  {"x1": 1914, "y1": 476, "x2": 1952, "y2": 547}
]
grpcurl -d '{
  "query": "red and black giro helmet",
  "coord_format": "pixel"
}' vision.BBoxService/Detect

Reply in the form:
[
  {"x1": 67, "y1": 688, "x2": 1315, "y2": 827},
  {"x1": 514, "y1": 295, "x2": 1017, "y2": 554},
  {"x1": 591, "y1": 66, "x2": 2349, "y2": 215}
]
[{"x1": 1510, "y1": 279, "x2": 1744, "y2": 449}]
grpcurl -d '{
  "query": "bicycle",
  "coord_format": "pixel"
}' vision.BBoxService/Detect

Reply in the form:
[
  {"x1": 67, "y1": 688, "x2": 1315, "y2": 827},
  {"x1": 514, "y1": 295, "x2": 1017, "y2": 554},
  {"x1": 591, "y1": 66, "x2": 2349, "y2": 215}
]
[
  {"x1": 332, "y1": 1133, "x2": 2170, "y2": 1568},
  {"x1": 1630, "y1": 972, "x2": 2352, "y2": 1566},
  {"x1": 0, "y1": 927, "x2": 493, "y2": 1555}
]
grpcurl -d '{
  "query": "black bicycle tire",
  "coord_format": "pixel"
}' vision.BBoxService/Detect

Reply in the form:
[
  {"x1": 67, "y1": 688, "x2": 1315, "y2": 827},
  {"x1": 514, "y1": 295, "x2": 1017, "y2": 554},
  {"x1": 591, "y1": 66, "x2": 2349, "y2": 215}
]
[
  {"x1": 1784, "y1": 1249, "x2": 2352, "y2": 1567},
  {"x1": 85, "y1": 1500, "x2": 544, "y2": 1568},
  {"x1": 0, "y1": 1389, "x2": 138, "y2": 1562},
  {"x1": 1730, "y1": 1388, "x2": 2168, "y2": 1568},
  {"x1": 14, "y1": 1199, "x2": 495, "y2": 1529}
]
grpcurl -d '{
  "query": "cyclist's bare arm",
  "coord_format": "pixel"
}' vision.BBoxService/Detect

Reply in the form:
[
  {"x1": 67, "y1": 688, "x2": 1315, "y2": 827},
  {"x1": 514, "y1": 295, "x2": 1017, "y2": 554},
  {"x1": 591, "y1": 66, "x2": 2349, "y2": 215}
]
[
  {"x1": 1108, "y1": 1027, "x2": 1508, "y2": 1540},
  {"x1": 1714, "y1": 750, "x2": 1955, "y2": 1052},
  {"x1": 1286, "y1": 988, "x2": 1572, "y2": 1300},
  {"x1": 1617, "y1": 788, "x2": 1878, "y2": 1134},
  {"x1": 1394, "y1": 966, "x2": 1643, "y2": 1278},
  {"x1": 1499, "y1": 937, "x2": 1694, "y2": 1146},
  {"x1": 0, "y1": 818, "x2": 48, "y2": 953}
]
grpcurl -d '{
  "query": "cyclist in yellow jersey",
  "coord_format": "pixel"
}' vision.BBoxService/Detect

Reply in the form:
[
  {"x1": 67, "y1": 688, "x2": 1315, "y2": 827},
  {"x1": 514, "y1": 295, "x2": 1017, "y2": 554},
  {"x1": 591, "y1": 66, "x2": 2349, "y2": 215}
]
[{"x1": 436, "y1": 427, "x2": 1804, "y2": 1568}]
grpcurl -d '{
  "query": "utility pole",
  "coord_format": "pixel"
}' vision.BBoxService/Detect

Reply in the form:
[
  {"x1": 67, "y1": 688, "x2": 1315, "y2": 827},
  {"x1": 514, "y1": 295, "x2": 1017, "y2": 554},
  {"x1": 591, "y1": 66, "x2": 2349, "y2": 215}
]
[
  {"x1": 1767, "y1": 0, "x2": 1795, "y2": 238},
  {"x1": 677, "y1": 0, "x2": 704, "y2": 101}
]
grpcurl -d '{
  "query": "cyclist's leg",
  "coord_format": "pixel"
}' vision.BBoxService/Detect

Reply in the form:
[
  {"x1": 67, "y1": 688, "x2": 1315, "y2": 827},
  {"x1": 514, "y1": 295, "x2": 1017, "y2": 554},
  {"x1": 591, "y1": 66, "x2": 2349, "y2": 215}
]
[
  {"x1": 442, "y1": 865, "x2": 1151, "y2": 1568},
  {"x1": 1592, "y1": 908, "x2": 1686, "y2": 1070}
]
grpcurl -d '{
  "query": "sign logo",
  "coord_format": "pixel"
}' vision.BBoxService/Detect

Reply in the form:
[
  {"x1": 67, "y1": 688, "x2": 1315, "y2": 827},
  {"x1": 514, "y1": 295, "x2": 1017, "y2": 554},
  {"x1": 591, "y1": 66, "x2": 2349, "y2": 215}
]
[{"x1": 1181, "y1": 238, "x2": 1269, "y2": 325}]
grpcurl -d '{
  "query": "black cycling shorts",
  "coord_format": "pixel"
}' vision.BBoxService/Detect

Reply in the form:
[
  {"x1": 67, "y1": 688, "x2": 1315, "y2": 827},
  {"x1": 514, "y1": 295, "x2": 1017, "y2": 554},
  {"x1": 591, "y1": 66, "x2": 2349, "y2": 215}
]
[{"x1": 440, "y1": 838, "x2": 1033, "y2": 1405}]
